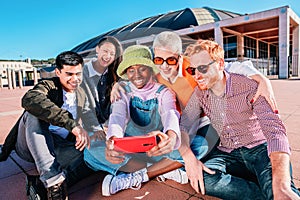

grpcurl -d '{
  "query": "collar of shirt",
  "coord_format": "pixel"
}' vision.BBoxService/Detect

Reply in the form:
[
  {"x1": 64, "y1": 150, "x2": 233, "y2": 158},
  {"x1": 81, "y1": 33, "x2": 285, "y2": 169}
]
[
  {"x1": 63, "y1": 90, "x2": 76, "y2": 107},
  {"x1": 206, "y1": 70, "x2": 230, "y2": 98},
  {"x1": 128, "y1": 77, "x2": 156, "y2": 93},
  {"x1": 224, "y1": 70, "x2": 242, "y2": 98},
  {"x1": 87, "y1": 58, "x2": 108, "y2": 78},
  {"x1": 224, "y1": 70, "x2": 230, "y2": 96}
]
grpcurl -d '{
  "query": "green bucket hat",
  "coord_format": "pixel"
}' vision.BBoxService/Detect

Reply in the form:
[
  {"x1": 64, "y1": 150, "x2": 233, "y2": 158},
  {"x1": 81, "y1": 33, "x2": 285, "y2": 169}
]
[{"x1": 117, "y1": 45, "x2": 159, "y2": 79}]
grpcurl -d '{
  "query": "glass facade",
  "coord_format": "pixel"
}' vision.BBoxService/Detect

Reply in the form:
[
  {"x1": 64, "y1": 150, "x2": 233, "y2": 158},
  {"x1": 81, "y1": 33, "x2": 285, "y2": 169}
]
[
  {"x1": 258, "y1": 41, "x2": 268, "y2": 58},
  {"x1": 269, "y1": 44, "x2": 278, "y2": 75},
  {"x1": 244, "y1": 36, "x2": 257, "y2": 58},
  {"x1": 223, "y1": 36, "x2": 237, "y2": 59},
  {"x1": 242, "y1": 36, "x2": 279, "y2": 75}
]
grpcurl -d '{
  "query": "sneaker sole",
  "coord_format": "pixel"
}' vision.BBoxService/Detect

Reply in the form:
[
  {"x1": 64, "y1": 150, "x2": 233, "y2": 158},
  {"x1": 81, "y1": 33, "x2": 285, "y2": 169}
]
[{"x1": 102, "y1": 174, "x2": 114, "y2": 196}]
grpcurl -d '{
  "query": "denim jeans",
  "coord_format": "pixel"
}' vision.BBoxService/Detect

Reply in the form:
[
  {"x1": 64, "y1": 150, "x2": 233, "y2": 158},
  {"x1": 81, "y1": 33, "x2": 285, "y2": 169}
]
[
  {"x1": 15, "y1": 112, "x2": 94, "y2": 187},
  {"x1": 202, "y1": 143, "x2": 300, "y2": 200},
  {"x1": 84, "y1": 133, "x2": 209, "y2": 175}
]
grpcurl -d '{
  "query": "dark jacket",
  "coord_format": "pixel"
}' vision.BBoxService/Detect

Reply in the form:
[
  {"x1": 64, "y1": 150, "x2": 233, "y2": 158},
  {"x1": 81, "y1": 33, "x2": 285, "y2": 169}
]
[{"x1": 0, "y1": 77, "x2": 99, "y2": 161}]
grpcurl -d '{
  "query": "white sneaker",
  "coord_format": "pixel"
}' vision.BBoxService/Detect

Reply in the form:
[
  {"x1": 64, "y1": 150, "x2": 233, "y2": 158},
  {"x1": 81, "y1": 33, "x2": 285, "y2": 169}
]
[
  {"x1": 102, "y1": 168, "x2": 148, "y2": 196},
  {"x1": 157, "y1": 169, "x2": 188, "y2": 184}
]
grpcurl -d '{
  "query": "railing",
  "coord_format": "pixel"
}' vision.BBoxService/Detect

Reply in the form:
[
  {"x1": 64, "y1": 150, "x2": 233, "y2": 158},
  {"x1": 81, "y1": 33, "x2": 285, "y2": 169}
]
[
  {"x1": 250, "y1": 57, "x2": 279, "y2": 76},
  {"x1": 225, "y1": 57, "x2": 279, "y2": 76},
  {"x1": 219, "y1": 55, "x2": 300, "y2": 78}
]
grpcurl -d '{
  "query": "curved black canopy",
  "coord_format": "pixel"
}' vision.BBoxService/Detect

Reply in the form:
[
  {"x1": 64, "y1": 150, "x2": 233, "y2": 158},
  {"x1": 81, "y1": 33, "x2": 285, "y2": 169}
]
[{"x1": 71, "y1": 7, "x2": 241, "y2": 56}]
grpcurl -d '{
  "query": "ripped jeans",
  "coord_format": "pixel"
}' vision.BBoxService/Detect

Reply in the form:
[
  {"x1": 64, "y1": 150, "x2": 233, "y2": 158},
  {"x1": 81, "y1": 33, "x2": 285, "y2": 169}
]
[{"x1": 202, "y1": 143, "x2": 300, "y2": 200}]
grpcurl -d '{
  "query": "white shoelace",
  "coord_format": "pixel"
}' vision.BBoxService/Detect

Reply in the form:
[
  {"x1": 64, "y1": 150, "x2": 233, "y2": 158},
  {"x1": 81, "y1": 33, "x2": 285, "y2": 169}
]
[{"x1": 112, "y1": 171, "x2": 144, "y2": 193}]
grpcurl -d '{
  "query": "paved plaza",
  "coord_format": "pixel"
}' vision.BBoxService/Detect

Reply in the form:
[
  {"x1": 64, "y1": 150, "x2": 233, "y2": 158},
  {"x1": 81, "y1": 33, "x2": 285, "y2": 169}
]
[{"x1": 0, "y1": 79, "x2": 299, "y2": 199}]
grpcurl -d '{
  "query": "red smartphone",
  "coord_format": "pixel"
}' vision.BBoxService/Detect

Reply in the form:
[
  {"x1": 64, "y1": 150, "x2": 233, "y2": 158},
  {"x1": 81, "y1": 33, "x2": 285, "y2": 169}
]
[{"x1": 113, "y1": 135, "x2": 160, "y2": 153}]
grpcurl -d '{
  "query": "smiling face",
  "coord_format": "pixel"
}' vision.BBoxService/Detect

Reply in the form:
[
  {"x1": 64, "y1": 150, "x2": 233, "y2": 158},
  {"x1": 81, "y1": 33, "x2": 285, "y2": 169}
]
[
  {"x1": 153, "y1": 47, "x2": 179, "y2": 81},
  {"x1": 126, "y1": 65, "x2": 152, "y2": 89},
  {"x1": 190, "y1": 50, "x2": 223, "y2": 90},
  {"x1": 55, "y1": 64, "x2": 82, "y2": 93},
  {"x1": 96, "y1": 42, "x2": 116, "y2": 68}
]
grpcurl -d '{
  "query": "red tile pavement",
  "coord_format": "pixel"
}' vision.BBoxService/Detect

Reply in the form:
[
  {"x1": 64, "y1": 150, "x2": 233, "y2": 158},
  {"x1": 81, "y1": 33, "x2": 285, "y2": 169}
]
[
  {"x1": 0, "y1": 79, "x2": 299, "y2": 199},
  {"x1": 0, "y1": 86, "x2": 28, "y2": 142}
]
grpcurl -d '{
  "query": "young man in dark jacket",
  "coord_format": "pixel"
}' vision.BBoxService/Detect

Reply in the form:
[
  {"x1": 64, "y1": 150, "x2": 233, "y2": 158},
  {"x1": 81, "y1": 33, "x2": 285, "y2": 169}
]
[{"x1": 0, "y1": 51, "x2": 101, "y2": 200}]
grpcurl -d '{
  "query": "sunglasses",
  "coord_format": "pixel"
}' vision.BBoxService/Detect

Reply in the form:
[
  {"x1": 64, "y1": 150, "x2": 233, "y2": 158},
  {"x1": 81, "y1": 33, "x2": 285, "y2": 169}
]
[
  {"x1": 185, "y1": 60, "x2": 216, "y2": 75},
  {"x1": 153, "y1": 56, "x2": 178, "y2": 65}
]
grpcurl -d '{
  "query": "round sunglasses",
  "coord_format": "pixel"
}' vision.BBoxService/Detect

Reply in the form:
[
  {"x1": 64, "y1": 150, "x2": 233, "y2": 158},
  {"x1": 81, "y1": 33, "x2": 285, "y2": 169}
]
[
  {"x1": 153, "y1": 56, "x2": 178, "y2": 65},
  {"x1": 185, "y1": 60, "x2": 216, "y2": 75}
]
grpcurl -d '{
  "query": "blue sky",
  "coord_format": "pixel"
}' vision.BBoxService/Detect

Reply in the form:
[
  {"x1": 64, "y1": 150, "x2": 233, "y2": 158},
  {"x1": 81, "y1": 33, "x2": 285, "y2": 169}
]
[{"x1": 1, "y1": 0, "x2": 299, "y2": 60}]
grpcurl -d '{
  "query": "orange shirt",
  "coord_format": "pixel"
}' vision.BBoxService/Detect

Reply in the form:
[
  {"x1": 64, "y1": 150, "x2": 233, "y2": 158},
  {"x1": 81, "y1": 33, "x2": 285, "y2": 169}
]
[{"x1": 156, "y1": 57, "x2": 198, "y2": 113}]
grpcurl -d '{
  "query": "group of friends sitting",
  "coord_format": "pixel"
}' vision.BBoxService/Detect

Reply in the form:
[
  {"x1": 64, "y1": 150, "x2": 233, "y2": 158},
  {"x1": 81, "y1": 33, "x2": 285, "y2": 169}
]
[{"x1": 0, "y1": 31, "x2": 299, "y2": 200}]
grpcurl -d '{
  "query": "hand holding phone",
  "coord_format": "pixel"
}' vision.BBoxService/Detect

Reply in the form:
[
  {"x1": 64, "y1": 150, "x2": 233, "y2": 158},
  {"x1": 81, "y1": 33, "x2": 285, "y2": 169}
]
[{"x1": 112, "y1": 135, "x2": 160, "y2": 153}]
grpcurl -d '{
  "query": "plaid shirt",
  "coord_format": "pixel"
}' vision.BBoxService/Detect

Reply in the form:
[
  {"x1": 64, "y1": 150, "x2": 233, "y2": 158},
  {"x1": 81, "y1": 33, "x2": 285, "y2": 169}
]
[{"x1": 180, "y1": 71, "x2": 291, "y2": 155}]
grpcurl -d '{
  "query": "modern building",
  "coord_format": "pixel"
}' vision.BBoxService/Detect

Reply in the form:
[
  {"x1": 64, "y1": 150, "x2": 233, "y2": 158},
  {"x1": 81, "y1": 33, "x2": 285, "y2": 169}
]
[
  {"x1": 72, "y1": 5, "x2": 300, "y2": 79},
  {"x1": 0, "y1": 60, "x2": 38, "y2": 89}
]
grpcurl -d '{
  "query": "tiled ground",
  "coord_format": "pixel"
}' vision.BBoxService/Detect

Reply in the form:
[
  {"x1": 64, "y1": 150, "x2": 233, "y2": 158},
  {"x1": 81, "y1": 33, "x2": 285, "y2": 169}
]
[{"x1": 0, "y1": 79, "x2": 299, "y2": 199}]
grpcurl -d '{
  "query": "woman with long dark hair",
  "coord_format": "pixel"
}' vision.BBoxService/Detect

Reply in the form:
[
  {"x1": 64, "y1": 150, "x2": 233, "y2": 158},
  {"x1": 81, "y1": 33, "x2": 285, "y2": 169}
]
[{"x1": 81, "y1": 36, "x2": 123, "y2": 139}]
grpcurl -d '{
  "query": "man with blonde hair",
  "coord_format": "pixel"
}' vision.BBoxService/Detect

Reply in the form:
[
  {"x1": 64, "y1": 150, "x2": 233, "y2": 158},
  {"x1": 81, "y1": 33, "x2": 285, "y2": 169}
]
[{"x1": 181, "y1": 39, "x2": 300, "y2": 199}]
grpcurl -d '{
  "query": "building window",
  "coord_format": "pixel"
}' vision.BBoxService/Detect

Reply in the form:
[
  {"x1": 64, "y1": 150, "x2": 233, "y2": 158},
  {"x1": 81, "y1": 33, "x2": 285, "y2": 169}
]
[
  {"x1": 258, "y1": 41, "x2": 268, "y2": 58},
  {"x1": 270, "y1": 45, "x2": 277, "y2": 57},
  {"x1": 223, "y1": 36, "x2": 237, "y2": 59},
  {"x1": 269, "y1": 44, "x2": 278, "y2": 75},
  {"x1": 244, "y1": 36, "x2": 256, "y2": 58}
]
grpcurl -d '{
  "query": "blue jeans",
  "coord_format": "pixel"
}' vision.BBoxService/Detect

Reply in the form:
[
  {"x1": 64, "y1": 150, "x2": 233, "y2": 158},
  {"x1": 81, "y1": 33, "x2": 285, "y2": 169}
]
[
  {"x1": 203, "y1": 143, "x2": 300, "y2": 200},
  {"x1": 15, "y1": 112, "x2": 94, "y2": 187},
  {"x1": 84, "y1": 134, "x2": 208, "y2": 175}
]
